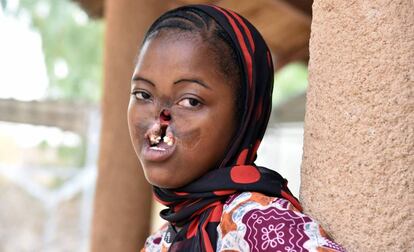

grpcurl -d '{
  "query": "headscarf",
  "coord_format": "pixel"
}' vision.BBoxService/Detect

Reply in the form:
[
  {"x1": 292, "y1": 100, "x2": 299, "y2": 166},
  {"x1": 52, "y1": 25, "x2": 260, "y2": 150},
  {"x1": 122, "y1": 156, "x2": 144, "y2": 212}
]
[{"x1": 151, "y1": 4, "x2": 302, "y2": 252}]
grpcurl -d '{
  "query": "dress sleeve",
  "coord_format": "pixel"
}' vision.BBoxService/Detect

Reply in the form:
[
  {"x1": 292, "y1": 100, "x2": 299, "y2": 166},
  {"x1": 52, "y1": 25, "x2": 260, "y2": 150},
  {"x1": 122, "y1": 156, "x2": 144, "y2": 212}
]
[{"x1": 217, "y1": 192, "x2": 346, "y2": 252}]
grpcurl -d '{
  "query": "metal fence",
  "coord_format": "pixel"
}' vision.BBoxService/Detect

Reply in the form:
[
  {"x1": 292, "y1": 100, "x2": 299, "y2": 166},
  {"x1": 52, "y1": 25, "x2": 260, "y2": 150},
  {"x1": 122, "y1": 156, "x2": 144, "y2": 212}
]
[{"x1": 0, "y1": 98, "x2": 100, "y2": 252}]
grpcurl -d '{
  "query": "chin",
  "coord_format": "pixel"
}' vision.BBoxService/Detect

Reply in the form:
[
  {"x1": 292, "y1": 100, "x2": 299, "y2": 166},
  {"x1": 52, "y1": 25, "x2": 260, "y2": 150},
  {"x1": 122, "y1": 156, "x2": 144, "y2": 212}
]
[
  {"x1": 147, "y1": 177, "x2": 182, "y2": 189},
  {"x1": 142, "y1": 162, "x2": 183, "y2": 189}
]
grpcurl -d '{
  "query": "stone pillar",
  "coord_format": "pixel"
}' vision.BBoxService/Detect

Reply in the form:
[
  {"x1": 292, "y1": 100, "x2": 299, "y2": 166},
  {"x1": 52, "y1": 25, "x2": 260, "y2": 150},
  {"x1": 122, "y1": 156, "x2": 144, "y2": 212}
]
[
  {"x1": 301, "y1": 1, "x2": 413, "y2": 251},
  {"x1": 91, "y1": 1, "x2": 169, "y2": 251}
]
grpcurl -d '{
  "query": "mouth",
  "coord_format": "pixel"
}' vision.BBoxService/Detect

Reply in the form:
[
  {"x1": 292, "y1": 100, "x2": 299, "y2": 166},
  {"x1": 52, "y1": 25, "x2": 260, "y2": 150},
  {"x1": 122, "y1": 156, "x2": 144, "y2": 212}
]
[{"x1": 142, "y1": 123, "x2": 176, "y2": 162}]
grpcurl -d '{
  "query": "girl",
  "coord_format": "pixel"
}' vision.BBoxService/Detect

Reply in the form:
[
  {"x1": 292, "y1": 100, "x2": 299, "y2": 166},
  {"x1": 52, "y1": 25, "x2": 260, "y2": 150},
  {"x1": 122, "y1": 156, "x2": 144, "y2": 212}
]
[{"x1": 128, "y1": 4, "x2": 346, "y2": 252}]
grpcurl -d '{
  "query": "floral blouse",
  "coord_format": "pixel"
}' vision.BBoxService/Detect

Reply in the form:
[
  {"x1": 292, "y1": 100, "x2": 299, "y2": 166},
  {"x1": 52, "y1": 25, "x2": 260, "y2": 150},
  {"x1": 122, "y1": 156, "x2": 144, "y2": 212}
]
[{"x1": 142, "y1": 192, "x2": 346, "y2": 252}]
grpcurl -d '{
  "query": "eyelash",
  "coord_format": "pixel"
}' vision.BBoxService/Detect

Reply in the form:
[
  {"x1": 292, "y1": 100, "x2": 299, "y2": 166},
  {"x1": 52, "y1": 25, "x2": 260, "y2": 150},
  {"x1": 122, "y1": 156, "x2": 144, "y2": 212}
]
[
  {"x1": 131, "y1": 90, "x2": 151, "y2": 101},
  {"x1": 131, "y1": 91, "x2": 203, "y2": 108},
  {"x1": 177, "y1": 97, "x2": 202, "y2": 108}
]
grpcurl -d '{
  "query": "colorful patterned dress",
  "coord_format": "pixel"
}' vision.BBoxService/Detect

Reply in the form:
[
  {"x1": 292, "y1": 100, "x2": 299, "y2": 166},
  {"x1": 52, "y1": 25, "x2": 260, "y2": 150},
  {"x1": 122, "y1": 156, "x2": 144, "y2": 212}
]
[{"x1": 142, "y1": 192, "x2": 346, "y2": 252}]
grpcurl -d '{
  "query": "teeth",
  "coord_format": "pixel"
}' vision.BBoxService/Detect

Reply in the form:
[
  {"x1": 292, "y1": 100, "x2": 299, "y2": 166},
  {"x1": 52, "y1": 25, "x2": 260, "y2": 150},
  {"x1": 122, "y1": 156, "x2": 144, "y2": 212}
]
[
  {"x1": 146, "y1": 123, "x2": 174, "y2": 147},
  {"x1": 149, "y1": 135, "x2": 161, "y2": 145},
  {"x1": 163, "y1": 135, "x2": 173, "y2": 146}
]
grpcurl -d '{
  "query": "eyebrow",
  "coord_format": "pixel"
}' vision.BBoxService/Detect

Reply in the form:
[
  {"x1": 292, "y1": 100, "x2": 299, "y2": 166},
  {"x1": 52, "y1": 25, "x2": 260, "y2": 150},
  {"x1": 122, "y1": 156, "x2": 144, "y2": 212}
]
[
  {"x1": 174, "y1": 78, "x2": 211, "y2": 90},
  {"x1": 132, "y1": 75, "x2": 211, "y2": 90},
  {"x1": 131, "y1": 75, "x2": 155, "y2": 86}
]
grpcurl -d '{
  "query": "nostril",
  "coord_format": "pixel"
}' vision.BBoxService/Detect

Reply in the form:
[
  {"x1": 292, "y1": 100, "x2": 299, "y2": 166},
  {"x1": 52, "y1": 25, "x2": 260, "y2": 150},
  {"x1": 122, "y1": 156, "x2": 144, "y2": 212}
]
[{"x1": 160, "y1": 109, "x2": 171, "y2": 123}]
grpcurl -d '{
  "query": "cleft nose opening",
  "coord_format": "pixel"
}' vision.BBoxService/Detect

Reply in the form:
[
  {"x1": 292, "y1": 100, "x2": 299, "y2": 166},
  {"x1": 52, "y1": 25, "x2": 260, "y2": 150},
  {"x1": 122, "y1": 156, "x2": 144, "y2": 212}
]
[
  {"x1": 147, "y1": 110, "x2": 174, "y2": 147},
  {"x1": 160, "y1": 124, "x2": 167, "y2": 138},
  {"x1": 160, "y1": 109, "x2": 171, "y2": 124}
]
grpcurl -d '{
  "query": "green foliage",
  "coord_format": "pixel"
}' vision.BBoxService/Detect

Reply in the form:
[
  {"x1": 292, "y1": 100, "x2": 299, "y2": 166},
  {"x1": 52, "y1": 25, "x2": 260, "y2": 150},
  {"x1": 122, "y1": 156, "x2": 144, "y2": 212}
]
[
  {"x1": 273, "y1": 62, "x2": 308, "y2": 106},
  {"x1": 6, "y1": 0, "x2": 104, "y2": 103},
  {"x1": 56, "y1": 140, "x2": 87, "y2": 168},
  {"x1": 32, "y1": 138, "x2": 86, "y2": 168},
  {"x1": 0, "y1": 0, "x2": 6, "y2": 10}
]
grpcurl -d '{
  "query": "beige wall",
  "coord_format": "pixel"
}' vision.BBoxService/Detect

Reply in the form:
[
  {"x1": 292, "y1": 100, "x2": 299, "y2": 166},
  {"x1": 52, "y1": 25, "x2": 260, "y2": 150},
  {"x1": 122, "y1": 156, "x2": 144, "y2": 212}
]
[
  {"x1": 90, "y1": 1, "x2": 169, "y2": 251},
  {"x1": 301, "y1": 0, "x2": 413, "y2": 251}
]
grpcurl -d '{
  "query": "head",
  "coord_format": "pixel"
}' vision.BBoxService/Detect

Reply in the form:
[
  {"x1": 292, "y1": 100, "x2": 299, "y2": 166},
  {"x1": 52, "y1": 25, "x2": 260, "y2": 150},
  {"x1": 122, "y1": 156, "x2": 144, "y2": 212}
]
[{"x1": 127, "y1": 7, "x2": 244, "y2": 188}]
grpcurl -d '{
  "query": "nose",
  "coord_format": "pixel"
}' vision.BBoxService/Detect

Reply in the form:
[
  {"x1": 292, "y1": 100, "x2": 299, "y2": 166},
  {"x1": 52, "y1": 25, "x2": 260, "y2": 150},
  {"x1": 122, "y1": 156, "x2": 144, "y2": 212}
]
[{"x1": 160, "y1": 109, "x2": 171, "y2": 124}]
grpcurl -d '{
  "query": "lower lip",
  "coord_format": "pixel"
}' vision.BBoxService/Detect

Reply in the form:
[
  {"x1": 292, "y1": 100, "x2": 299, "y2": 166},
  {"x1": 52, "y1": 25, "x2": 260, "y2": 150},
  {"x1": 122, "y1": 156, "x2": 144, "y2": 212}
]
[{"x1": 141, "y1": 141, "x2": 176, "y2": 162}]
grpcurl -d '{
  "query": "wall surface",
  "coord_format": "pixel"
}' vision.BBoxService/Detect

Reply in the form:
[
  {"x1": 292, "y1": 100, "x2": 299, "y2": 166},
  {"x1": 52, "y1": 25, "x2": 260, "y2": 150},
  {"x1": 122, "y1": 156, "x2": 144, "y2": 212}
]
[
  {"x1": 90, "y1": 1, "x2": 169, "y2": 251},
  {"x1": 301, "y1": 0, "x2": 413, "y2": 251}
]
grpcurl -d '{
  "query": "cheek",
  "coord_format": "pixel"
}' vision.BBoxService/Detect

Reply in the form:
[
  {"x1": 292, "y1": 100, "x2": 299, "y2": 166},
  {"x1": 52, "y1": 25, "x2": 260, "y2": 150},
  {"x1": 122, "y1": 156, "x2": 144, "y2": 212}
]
[
  {"x1": 172, "y1": 125, "x2": 202, "y2": 150},
  {"x1": 128, "y1": 102, "x2": 154, "y2": 143},
  {"x1": 170, "y1": 109, "x2": 204, "y2": 150},
  {"x1": 174, "y1": 105, "x2": 235, "y2": 161}
]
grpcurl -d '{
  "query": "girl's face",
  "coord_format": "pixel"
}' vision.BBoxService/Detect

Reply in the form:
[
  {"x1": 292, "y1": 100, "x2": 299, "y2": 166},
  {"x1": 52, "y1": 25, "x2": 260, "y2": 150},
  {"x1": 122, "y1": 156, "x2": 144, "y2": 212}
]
[{"x1": 128, "y1": 31, "x2": 238, "y2": 188}]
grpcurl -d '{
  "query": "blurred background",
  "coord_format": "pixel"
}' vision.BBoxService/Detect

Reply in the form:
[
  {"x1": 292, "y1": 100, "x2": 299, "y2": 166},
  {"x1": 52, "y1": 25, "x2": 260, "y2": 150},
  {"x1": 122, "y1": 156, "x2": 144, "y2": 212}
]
[{"x1": 0, "y1": 0, "x2": 311, "y2": 251}]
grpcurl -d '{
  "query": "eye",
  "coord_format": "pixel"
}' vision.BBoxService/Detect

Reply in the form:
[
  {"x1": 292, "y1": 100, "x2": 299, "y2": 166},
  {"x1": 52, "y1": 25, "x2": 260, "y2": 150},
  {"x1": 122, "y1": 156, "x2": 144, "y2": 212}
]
[
  {"x1": 178, "y1": 97, "x2": 202, "y2": 108},
  {"x1": 132, "y1": 90, "x2": 151, "y2": 101}
]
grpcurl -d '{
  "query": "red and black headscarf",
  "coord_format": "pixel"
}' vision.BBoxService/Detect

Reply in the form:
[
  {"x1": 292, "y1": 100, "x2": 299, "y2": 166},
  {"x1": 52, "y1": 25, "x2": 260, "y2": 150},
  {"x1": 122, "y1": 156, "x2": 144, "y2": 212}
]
[{"x1": 152, "y1": 4, "x2": 302, "y2": 251}]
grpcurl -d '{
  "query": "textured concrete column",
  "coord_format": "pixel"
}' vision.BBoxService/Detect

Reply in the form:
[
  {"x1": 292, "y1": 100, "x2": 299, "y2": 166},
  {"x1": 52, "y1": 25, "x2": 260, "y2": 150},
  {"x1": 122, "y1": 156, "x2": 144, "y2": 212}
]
[
  {"x1": 301, "y1": 1, "x2": 413, "y2": 251},
  {"x1": 91, "y1": 1, "x2": 169, "y2": 251}
]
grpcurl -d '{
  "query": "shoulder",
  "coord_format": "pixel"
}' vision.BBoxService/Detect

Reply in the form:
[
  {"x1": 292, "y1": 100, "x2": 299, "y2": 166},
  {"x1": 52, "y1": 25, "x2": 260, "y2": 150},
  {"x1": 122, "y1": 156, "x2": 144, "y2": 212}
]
[{"x1": 216, "y1": 191, "x2": 346, "y2": 252}]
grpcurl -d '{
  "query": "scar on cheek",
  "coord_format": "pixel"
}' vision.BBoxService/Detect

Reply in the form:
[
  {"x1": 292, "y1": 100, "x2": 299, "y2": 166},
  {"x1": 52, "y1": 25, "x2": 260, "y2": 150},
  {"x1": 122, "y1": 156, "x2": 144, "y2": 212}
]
[
  {"x1": 134, "y1": 122, "x2": 152, "y2": 142},
  {"x1": 135, "y1": 122, "x2": 150, "y2": 134},
  {"x1": 173, "y1": 127, "x2": 202, "y2": 149}
]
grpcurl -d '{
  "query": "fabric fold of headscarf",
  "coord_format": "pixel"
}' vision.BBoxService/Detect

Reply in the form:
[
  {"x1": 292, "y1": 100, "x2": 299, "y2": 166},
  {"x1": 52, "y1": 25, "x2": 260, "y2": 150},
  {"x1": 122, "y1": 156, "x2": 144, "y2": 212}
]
[{"x1": 151, "y1": 4, "x2": 302, "y2": 252}]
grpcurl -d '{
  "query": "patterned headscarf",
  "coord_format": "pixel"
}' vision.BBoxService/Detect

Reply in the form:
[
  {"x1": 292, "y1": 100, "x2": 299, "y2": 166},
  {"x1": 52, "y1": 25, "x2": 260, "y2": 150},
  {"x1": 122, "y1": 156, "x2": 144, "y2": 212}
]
[{"x1": 151, "y1": 4, "x2": 302, "y2": 252}]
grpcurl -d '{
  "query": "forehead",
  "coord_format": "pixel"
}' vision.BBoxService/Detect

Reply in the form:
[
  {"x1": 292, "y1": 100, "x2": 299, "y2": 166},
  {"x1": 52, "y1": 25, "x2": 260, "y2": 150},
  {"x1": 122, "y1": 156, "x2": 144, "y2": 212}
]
[{"x1": 135, "y1": 30, "x2": 226, "y2": 79}]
